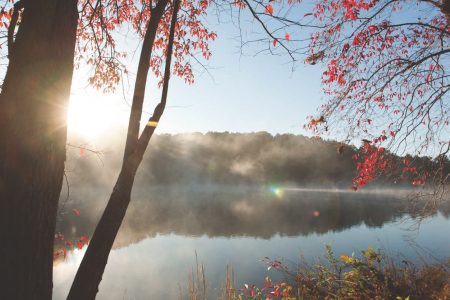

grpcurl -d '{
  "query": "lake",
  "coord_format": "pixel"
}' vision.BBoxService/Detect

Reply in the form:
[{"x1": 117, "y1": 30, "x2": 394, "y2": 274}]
[{"x1": 53, "y1": 185, "x2": 450, "y2": 299}]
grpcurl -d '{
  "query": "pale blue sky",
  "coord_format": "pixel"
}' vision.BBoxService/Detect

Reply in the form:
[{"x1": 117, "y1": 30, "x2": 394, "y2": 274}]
[
  {"x1": 159, "y1": 29, "x2": 324, "y2": 135},
  {"x1": 68, "y1": 6, "x2": 326, "y2": 142}
]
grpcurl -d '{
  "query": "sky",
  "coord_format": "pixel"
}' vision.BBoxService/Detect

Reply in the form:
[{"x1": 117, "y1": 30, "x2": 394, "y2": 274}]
[{"x1": 67, "y1": 6, "x2": 326, "y2": 143}]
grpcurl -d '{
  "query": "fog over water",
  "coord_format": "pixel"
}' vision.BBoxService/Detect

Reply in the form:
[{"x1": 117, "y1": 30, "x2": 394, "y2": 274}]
[
  {"x1": 56, "y1": 185, "x2": 449, "y2": 247},
  {"x1": 53, "y1": 133, "x2": 450, "y2": 299}
]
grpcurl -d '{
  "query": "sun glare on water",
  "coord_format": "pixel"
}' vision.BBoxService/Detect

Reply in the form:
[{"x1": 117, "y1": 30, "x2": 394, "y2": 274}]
[
  {"x1": 270, "y1": 185, "x2": 285, "y2": 199},
  {"x1": 67, "y1": 94, "x2": 125, "y2": 139}
]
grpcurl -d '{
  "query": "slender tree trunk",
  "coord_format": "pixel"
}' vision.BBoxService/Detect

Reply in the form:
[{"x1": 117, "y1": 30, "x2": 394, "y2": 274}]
[
  {"x1": 67, "y1": 157, "x2": 140, "y2": 300},
  {"x1": 0, "y1": 0, "x2": 78, "y2": 299},
  {"x1": 442, "y1": 0, "x2": 450, "y2": 18},
  {"x1": 68, "y1": 0, "x2": 179, "y2": 298},
  {"x1": 68, "y1": 132, "x2": 166, "y2": 300}
]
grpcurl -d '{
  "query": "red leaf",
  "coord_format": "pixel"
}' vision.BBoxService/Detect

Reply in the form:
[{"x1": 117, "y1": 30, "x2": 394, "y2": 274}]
[
  {"x1": 77, "y1": 241, "x2": 83, "y2": 249},
  {"x1": 273, "y1": 39, "x2": 277, "y2": 47},
  {"x1": 285, "y1": 32, "x2": 290, "y2": 41},
  {"x1": 265, "y1": 4, "x2": 273, "y2": 15},
  {"x1": 411, "y1": 179, "x2": 424, "y2": 186}
]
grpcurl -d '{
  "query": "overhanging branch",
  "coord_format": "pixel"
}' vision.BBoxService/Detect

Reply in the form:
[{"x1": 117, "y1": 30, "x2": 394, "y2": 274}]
[
  {"x1": 7, "y1": 0, "x2": 25, "y2": 58},
  {"x1": 136, "y1": 0, "x2": 181, "y2": 157},
  {"x1": 122, "y1": 0, "x2": 169, "y2": 162}
]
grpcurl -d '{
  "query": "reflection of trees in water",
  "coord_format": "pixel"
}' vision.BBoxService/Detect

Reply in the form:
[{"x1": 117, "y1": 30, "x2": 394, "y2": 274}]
[
  {"x1": 65, "y1": 133, "x2": 444, "y2": 206},
  {"x1": 56, "y1": 187, "x2": 448, "y2": 248},
  {"x1": 58, "y1": 133, "x2": 449, "y2": 249}
]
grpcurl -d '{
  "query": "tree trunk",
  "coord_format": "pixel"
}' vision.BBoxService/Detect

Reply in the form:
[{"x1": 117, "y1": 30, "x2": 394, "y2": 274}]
[
  {"x1": 442, "y1": 0, "x2": 450, "y2": 18},
  {"x1": 0, "y1": 0, "x2": 78, "y2": 299},
  {"x1": 67, "y1": 158, "x2": 140, "y2": 300},
  {"x1": 68, "y1": 0, "x2": 179, "y2": 297}
]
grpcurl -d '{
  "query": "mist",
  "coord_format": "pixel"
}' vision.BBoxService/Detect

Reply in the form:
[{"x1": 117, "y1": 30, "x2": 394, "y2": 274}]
[
  {"x1": 66, "y1": 132, "x2": 359, "y2": 189},
  {"x1": 57, "y1": 132, "x2": 449, "y2": 250}
]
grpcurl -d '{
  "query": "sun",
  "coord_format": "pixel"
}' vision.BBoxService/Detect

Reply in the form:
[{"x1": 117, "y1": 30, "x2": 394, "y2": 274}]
[{"x1": 67, "y1": 94, "x2": 122, "y2": 139}]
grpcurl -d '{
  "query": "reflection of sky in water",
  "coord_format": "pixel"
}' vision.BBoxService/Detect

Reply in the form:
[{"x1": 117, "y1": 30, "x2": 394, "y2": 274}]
[{"x1": 54, "y1": 212, "x2": 450, "y2": 299}]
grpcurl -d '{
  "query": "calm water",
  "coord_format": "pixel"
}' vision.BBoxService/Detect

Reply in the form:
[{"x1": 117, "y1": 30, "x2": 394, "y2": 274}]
[{"x1": 53, "y1": 186, "x2": 450, "y2": 299}]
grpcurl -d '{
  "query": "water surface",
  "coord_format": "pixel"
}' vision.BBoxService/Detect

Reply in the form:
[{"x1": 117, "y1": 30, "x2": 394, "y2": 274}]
[{"x1": 53, "y1": 186, "x2": 450, "y2": 299}]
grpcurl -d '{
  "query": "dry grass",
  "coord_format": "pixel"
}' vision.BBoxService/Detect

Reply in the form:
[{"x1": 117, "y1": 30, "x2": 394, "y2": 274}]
[{"x1": 184, "y1": 246, "x2": 450, "y2": 300}]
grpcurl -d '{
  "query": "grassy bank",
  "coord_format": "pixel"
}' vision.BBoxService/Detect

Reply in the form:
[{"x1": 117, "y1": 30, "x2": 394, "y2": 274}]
[{"x1": 186, "y1": 246, "x2": 450, "y2": 300}]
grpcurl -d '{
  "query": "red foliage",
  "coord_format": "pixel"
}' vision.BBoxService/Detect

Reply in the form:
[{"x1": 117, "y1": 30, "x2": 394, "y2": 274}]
[
  {"x1": 285, "y1": 32, "x2": 290, "y2": 41},
  {"x1": 53, "y1": 234, "x2": 90, "y2": 261},
  {"x1": 0, "y1": 6, "x2": 12, "y2": 29},
  {"x1": 239, "y1": 259, "x2": 297, "y2": 299},
  {"x1": 352, "y1": 144, "x2": 390, "y2": 188},
  {"x1": 72, "y1": 208, "x2": 81, "y2": 217},
  {"x1": 305, "y1": 0, "x2": 450, "y2": 188},
  {"x1": 265, "y1": 4, "x2": 274, "y2": 15},
  {"x1": 75, "y1": 0, "x2": 216, "y2": 91}
]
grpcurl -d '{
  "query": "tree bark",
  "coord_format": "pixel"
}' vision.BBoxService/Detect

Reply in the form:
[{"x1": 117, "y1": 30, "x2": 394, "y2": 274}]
[
  {"x1": 122, "y1": 0, "x2": 169, "y2": 162},
  {"x1": 67, "y1": 161, "x2": 140, "y2": 300},
  {"x1": 443, "y1": 0, "x2": 450, "y2": 18},
  {"x1": 67, "y1": 0, "x2": 179, "y2": 298},
  {"x1": 0, "y1": 0, "x2": 78, "y2": 299}
]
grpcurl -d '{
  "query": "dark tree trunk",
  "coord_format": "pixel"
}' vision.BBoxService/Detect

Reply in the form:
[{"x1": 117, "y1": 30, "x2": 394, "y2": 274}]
[
  {"x1": 0, "y1": 0, "x2": 78, "y2": 299},
  {"x1": 442, "y1": 0, "x2": 450, "y2": 18},
  {"x1": 68, "y1": 0, "x2": 179, "y2": 298},
  {"x1": 67, "y1": 158, "x2": 140, "y2": 300}
]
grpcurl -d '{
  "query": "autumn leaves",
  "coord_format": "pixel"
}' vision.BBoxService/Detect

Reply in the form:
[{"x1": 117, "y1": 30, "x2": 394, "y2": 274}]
[{"x1": 263, "y1": 2, "x2": 291, "y2": 46}]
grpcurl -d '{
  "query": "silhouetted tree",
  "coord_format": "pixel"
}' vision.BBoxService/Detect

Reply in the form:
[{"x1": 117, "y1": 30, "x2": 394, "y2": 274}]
[{"x1": 0, "y1": 1, "x2": 78, "y2": 298}]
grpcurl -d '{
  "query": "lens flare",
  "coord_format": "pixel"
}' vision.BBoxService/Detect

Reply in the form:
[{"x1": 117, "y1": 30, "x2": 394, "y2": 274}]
[{"x1": 270, "y1": 186, "x2": 284, "y2": 198}]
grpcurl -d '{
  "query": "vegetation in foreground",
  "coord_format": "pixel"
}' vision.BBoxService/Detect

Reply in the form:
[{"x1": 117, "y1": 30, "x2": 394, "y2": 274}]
[{"x1": 187, "y1": 246, "x2": 450, "y2": 300}]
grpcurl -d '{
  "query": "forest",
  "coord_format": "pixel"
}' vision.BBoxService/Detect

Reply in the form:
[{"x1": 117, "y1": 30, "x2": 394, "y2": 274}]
[{"x1": 70, "y1": 132, "x2": 448, "y2": 188}]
